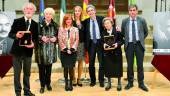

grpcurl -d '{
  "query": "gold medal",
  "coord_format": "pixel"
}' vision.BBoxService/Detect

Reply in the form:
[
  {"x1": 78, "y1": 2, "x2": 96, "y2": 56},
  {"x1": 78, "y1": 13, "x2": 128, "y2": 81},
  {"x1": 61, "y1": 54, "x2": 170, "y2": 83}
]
[{"x1": 24, "y1": 40, "x2": 27, "y2": 44}]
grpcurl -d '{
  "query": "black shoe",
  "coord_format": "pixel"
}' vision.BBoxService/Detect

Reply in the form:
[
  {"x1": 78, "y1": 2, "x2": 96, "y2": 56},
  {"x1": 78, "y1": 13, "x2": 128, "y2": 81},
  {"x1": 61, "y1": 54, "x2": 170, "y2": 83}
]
[
  {"x1": 39, "y1": 87, "x2": 44, "y2": 94},
  {"x1": 24, "y1": 91, "x2": 35, "y2": 96},
  {"x1": 90, "y1": 82, "x2": 96, "y2": 87},
  {"x1": 100, "y1": 82, "x2": 104, "y2": 87},
  {"x1": 139, "y1": 84, "x2": 149, "y2": 92},
  {"x1": 105, "y1": 83, "x2": 111, "y2": 91},
  {"x1": 117, "y1": 84, "x2": 122, "y2": 91},
  {"x1": 16, "y1": 93, "x2": 21, "y2": 96},
  {"x1": 65, "y1": 83, "x2": 69, "y2": 91},
  {"x1": 46, "y1": 85, "x2": 52, "y2": 91},
  {"x1": 68, "y1": 80, "x2": 73, "y2": 91},
  {"x1": 124, "y1": 83, "x2": 133, "y2": 90}
]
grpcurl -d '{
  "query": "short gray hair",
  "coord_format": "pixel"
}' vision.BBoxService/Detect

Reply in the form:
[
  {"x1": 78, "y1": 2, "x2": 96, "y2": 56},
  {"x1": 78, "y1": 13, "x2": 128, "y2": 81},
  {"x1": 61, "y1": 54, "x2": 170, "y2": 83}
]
[
  {"x1": 22, "y1": 2, "x2": 37, "y2": 12},
  {"x1": 86, "y1": 4, "x2": 96, "y2": 12}
]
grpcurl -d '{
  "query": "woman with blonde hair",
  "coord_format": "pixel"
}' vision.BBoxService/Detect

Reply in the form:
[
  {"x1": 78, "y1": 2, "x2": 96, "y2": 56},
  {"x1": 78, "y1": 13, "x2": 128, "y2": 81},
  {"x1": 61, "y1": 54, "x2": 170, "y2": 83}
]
[
  {"x1": 58, "y1": 14, "x2": 79, "y2": 91},
  {"x1": 72, "y1": 5, "x2": 85, "y2": 87},
  {"x1": 35, "y1": 7, "x2": 58, "y2": 93}
]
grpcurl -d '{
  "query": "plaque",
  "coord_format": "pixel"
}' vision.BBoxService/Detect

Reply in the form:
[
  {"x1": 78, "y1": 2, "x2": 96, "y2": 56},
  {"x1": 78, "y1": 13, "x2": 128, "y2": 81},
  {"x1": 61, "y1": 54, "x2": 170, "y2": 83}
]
[
  {"x1": 19, "y1": 31, "x2": 32, "y2": 46},
  {"x1": 104, "y1": 35, "x2": 116, "y2": 50}
]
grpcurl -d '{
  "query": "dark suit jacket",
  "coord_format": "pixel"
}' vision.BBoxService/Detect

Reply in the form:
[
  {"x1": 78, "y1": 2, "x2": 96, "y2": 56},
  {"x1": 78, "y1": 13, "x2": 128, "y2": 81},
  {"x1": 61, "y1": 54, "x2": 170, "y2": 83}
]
[
  {"x1": 82, "y1": 16, "x2": 104, "y2": 49},
  {"x1": 8, "y1": 17, "x2": 38, "y2": 57},
  {"x1": 121, "y1": 16, "x2": 148, "y2": 51}
]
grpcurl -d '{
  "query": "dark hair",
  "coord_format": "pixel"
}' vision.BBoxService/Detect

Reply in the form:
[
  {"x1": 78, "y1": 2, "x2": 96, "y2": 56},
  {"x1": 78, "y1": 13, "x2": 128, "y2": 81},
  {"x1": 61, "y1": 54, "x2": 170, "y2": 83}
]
[{"x1": 128, "y1": 4, "x2": 138, "y2": 10}]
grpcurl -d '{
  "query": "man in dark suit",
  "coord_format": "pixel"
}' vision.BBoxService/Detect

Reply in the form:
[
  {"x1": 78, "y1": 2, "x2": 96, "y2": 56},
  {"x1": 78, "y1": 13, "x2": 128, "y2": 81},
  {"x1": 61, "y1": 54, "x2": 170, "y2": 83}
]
[
  {"x1": 82, "y1": 4, "x2": 104, "y2": 87},
  {"x1": 8, "y1": 2, "x2": 38, "y2": 96},
  {"x1": 121, "y1": 4, "x2": 149, "y2": 92}
]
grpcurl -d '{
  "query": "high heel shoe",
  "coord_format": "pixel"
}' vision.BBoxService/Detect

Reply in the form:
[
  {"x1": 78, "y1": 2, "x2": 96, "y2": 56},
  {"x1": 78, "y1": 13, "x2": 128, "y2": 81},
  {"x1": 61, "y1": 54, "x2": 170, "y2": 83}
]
[{"x1": 77, "y1": 79, "x2": 83, "y2": 87}]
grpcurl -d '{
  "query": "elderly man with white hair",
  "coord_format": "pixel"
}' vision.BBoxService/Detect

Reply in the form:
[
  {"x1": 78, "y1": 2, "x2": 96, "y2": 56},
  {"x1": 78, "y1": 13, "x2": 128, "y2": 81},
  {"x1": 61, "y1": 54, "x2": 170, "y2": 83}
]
[{"x1": 8, "y1": 2, "x2": 38, "y2": 96}]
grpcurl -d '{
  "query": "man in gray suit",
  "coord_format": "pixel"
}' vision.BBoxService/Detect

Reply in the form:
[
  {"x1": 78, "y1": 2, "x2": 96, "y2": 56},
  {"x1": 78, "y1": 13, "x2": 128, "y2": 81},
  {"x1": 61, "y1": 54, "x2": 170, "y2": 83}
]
[{"x1": 121, "y1": 4, "x2": 148, "y2": 92}]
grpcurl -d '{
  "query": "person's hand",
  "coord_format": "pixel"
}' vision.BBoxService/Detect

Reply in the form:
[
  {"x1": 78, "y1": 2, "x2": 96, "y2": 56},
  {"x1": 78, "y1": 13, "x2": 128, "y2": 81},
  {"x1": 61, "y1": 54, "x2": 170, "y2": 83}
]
[
  {"x1": 50, "y1": 37, "x2": 57, "y2": 43},
  {"x1": 41, "y1": 36, "x2": 50, "y2": 43},
  {"x1": 104, "y1": 43, "x2": 110, "y2": 50},
  {"x1": 63, "y1": 48, "x2": 68, "y2": 52},
  {"x1": 16, "y1": 31, "x2": 24, "y2": 38},
  {"x1": 116, "y1": 26, "x2": 121, "y2": 32},
  {"x1": 25, "y1": 42, "x2": 34, "y2": 48},
  {"x1": 112, "y1": 43, "x2": 118, "y2": 48},
  {"x1": 67, "y1": 49, "x2": 72, "y2": 54},
  {"x1": 70, "y1": 48, "x2": 76, "y2": 53}
]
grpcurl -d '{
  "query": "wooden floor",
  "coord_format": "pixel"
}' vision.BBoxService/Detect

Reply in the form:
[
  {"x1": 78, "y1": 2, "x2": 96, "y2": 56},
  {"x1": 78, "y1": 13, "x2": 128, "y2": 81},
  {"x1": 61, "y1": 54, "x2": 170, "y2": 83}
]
[{"x1": 0, "y1": 72, "x2": 170, "y2": 96}]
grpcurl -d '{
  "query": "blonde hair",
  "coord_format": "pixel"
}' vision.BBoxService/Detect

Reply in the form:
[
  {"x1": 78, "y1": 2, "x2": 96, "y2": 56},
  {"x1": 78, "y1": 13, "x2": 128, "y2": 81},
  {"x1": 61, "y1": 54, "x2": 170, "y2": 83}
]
[
  {"x1": 44, "y1": 7, "x2": 55, "y2": 17},
  {"x1": 22, "y1": 2, "x2": 36, "y2": 12},
  {"x1": 73, "y1": 6, "x2": 82, "y2": 20}
]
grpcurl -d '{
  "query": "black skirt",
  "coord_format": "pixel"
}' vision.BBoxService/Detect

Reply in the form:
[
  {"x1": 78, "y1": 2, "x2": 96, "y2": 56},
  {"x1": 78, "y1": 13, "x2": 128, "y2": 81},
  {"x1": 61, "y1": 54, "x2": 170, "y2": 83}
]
[
  {"x1": 60, "y1": 51, "x2": 77, "y2": 68},
  {"x1": 104, "y1": 50, "x2": 123, "y2": 78}
]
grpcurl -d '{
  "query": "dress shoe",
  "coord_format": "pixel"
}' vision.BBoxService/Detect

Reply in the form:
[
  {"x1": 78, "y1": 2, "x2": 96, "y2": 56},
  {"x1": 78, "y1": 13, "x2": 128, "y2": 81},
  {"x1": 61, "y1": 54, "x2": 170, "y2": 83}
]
[
  {"x1": 139, "y1": 84, "x2": 149, "y2": 92},
  {"x1": 39, "y1": 87, "x2": 44, "y2": 94},
  {"x1": 46, "y1": 85, "x2": 52, "y2": 91},
  {"x1": 100, "y1": 82, "x2": 104, "y2": 87},
  {"x1": 105, "y1": 83, "x2": 111, "y2": 91},
  {"x1": 124, "y1": 83, "x2": 134, "y2": 90},
  {"x1": 68, "y1": 80, "x2": 73, "y2": 91},
  {"x1": 16, "y1": 93, "x2": 21, "y2": 96},
  {"x1": 117, "y1": 84, "x2": 122, "y2": 91},
  {"x1": 24, "y1": 91, "x2": 35, "y2": 96},
  {"x1": 90, "y1": 82, "x2": 96, "y2": 87}
]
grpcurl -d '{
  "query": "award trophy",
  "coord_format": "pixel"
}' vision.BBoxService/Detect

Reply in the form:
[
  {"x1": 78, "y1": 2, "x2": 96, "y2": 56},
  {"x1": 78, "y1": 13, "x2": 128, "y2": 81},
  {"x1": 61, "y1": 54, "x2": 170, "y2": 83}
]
[
  {"x1": 104, "y1": 35, "x2": 116, "y2": 50},
  {"x1": 19, "y1": 31, "x2": 32, "y2": 46}
]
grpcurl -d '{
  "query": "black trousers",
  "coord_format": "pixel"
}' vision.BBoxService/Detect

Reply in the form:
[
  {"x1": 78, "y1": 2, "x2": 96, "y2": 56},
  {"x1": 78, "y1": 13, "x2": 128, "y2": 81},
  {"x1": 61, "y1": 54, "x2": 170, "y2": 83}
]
[
  {"x1": 88, "y1": 40, "x2": 104, "y2": 83},
  {"x1": 125, "y1": 42, "x2": 144, "y2": 84},
  {"x1": 38, "y1": 64, "x2": 52, "y2": 87},
  {"x1": 13, "y1": 55, "x2": 32, "y2": 94}
]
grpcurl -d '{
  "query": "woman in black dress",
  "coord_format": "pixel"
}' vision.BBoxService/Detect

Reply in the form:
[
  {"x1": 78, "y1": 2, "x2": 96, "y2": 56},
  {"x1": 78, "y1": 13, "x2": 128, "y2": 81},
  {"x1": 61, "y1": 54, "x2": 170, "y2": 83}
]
[{"x1": 102, "y1": 17, "x2": 123, "y2": 91}]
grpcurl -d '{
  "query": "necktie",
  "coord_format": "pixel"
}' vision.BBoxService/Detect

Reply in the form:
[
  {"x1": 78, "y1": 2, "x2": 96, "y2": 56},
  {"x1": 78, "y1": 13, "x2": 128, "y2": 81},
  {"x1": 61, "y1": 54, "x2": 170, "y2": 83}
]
[
  {"x1": 92, "y1": 20, "x2": 97, "y2": 43},
  {"x1": 132, "y1": 20, "x2": 136, "y2": 43},
  {"x1": 26, "y1": 20, "x2": 29, "y2": 30}
]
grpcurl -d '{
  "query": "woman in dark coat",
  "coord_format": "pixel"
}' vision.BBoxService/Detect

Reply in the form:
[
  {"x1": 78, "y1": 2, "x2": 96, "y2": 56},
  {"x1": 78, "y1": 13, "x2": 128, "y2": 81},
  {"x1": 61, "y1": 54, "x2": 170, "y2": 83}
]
[
  {"x1": 35, "y1": 8, "x2": 58, "y2": 94},
  {"x1": 102, "y1": 17, "x2": 123, "y2": 91}
]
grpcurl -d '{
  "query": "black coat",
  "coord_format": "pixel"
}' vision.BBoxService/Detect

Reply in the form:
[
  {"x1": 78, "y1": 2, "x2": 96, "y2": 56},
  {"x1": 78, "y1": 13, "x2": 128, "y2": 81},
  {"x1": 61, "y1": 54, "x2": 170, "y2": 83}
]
[
  {"x1": 8, "y1": 17, "x2": 38, "y2": 57},
  {"x1": 102, "y1": 27, "x2": 123, "y2": 77}
]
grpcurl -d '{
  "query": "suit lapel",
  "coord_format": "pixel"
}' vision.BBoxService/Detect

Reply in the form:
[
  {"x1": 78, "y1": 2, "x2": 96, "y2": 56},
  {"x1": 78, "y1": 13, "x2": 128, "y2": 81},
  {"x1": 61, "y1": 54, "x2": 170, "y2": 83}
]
[{"x1": 137, "y1": 17, "x2": 141, "y2": 34}]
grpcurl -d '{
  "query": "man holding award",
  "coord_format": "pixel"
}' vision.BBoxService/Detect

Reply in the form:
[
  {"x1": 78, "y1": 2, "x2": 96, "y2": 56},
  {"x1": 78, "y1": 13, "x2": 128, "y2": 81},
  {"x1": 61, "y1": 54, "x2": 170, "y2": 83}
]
[{"x1": 8, "y1": 2, "x2": 38, "y2": 96}]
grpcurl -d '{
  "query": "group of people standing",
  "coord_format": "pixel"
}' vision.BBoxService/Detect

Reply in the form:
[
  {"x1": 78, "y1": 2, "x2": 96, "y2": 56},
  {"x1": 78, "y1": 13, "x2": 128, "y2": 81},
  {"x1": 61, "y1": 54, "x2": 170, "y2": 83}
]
[{"x1": 8, "y1": 2, "x2": 149, "y2": 96}]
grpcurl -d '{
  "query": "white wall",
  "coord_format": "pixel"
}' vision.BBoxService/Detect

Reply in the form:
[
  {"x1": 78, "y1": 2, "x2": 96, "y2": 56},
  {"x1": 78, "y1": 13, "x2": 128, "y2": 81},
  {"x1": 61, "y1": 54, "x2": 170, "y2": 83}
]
[{"x1": 0, "y1": 0, "x2": 29, "y2": 11}]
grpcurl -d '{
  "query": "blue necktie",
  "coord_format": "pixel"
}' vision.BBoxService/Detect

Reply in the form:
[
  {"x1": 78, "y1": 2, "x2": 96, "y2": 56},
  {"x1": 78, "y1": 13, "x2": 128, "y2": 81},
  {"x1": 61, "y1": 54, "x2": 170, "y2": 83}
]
[
  {"x1": 132, "y1": 20, "x2": 136, "y2": 43},
  {"x1": 92, "y1": 20, "x2": 97, "y2": 43}
]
